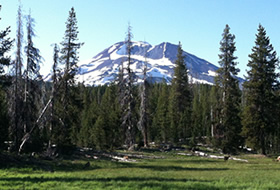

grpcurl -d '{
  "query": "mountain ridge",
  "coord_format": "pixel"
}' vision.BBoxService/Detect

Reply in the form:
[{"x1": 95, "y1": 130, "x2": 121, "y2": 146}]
[{"x1": 44, "y1": 41, "x2": 243, "y2": 86}]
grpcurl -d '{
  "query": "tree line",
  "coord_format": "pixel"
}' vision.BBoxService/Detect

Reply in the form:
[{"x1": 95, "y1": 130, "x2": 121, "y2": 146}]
[{"x1": 0, "y1": 5, "x2": 279, "y2": 155}]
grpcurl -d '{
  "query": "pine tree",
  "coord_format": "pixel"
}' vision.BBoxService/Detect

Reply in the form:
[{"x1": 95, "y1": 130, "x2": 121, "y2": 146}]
[
  {"x1": 213, "y1": 24, "x2": 242, "y2": 153},
  {"x1": 149, "y1": 83, "x2": 161, "y2": 142},
  {"x1": 54, "y1": 7, "x2": 83, "y2": 152},
  {"x1": 0, "y1": 87, "x2": 8, "y2": 150},
  {"x1": 68, "y1": 85, "x2": 83, "y2": 145},
  {"x1": 97, "y1": 85, "x2": 122, "y2": 150},
  {"x1": 0, "y1": 5, "x2": 13, "y2": 150},
  {"x1": 200, "y1": 84, "x2": 212, "y2": 138},
  {"x1": 92, "y1": 115, "x2": 106, "y2": 150},
  {"x1": 60, "y1": 7, "x2": 83, "y2": 84},
  {"x1": 242, "y1": 24, "x2": 279, "y2": 155},
  {"x1": 190, "y1": 84, "x2": 203, "y2": 146},
  {"x1": 0, "y1": 6, "x2": 13, "y2": 76},
  {"x1": 169, "y1": 42, "x2": 191, "y2": 142},
  {"x1": 190, "y1": 84, "x2": 213, "y2": 141},
  {"x1": 79, "y1": 86, "x2": 95, "y2": 147},
  {"x1": 79, "y1": 86, "x2": 103, "y2": 148},
  {"x1": 153, "y1": 83, "x2": 170, "y2": 142}
]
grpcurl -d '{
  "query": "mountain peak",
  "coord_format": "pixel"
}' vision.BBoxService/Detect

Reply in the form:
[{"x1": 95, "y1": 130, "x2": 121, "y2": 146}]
[{"x1": 45, "y1": 41, "x2": 237, "y2": 86}]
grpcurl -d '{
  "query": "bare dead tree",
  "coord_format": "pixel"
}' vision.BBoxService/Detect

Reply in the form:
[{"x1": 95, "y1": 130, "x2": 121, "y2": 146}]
[
  {"x1": 10, "y1": 5, "x2": 24, "y2": 152},
  {"x1": 120, "y1": 23, "x2": 136, "y2": 150},
  {"x1": 23, "y1": 10, "x2": 42, "y2": 136},
  {"x1": 137, "y1": 50, "x2": 149, "y2": 147}
]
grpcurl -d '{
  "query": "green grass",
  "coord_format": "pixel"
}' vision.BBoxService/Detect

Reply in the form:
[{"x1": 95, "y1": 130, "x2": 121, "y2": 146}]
[{"x1": 1, "y1": 152, "x2": 280, "y2": 189}]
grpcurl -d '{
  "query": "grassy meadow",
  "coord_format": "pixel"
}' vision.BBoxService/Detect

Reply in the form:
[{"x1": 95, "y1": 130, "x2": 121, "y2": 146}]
[{"x1": 0, "y1": 151, "x2": 280, "y2": 190}]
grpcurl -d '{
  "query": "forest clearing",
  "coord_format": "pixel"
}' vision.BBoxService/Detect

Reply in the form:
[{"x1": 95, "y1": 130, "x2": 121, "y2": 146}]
[
  {"x1": 2, "y1": 2, "x2": 280, "y2": 189},
  {"x1": 0, "y1": 148, "x2": 280, "y2": 190}
]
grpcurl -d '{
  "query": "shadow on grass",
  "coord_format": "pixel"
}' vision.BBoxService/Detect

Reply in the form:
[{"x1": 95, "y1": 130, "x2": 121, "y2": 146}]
[
  {"x1": 0, "y1": 176, "x2": 210, "y2": 183},
  {"x1": 143, "y1": 165, "x2": 228, "y2": 171},
  {"x1": 0, "y1": 159, "x2": 102, "y2": 173},
  {"x1": 169, "y1": 159, "x2": 222, "y2": 163},
  {"x1": 136, "y1": 182, "x2": 221, "y2": 190},
  {"x1": 52, "y1": 161, "x2": 102, "y2": 172},
  {"x1": 0, "y1": 176, "x2": 223, "y2": 190},
  {"x1": 117, "y1": 162, "x2": 229, "y2": 171}
]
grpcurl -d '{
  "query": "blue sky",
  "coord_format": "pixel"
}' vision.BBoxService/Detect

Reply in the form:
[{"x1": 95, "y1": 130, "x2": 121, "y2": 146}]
[{"x1": 1, "y1": 0, "x2": 280, "y2": 77}]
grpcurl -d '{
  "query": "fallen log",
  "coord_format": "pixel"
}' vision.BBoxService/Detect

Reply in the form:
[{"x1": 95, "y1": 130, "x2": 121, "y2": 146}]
[{"x1": 111, "y1": 156, "x2": 137, "y2": 162}]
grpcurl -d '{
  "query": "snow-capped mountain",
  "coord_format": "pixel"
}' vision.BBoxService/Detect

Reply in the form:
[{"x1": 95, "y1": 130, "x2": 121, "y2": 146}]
[{"x1": 45, "y1": 41, "x2": 240, "y2": 86}]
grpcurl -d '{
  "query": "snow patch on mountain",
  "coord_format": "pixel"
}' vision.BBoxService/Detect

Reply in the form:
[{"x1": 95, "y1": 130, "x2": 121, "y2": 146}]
[
  {"x1": 202, "y1": 70, "x2": 217, "y2": 77},
  {"x1": 44, "y1": 41, "x2": 244, "y2": 86}
]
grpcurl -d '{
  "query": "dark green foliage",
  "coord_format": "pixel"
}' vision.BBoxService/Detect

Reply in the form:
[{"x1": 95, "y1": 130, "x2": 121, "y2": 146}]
[
  {"x1": 242, "y1": 24, "x2": 279, "y2": 155},
  {"x1": 152, "y1": 83, "x2": 170, "y2": 142},
  {"x1": 91, "y1": 115, "x2": 106, "y2": 150},
  {"x1": 0, "y1": 87, "x2": 9, "y2": 150},
  {"x1": 200, "y1": 85, "x2": 212, "y2": 138},
  {"x1": 79, "y1": 86, "x2": 97, "y2": 147},
  {"x1": 52, "y1": 7, "x2": 83, "y2": 153},
  {"x1": 0, "y1": 5, "x2": 13, "y2": 150},
  {"x1": 213, "y1": 25, "x2": 242, "y2": 154},
  {"x1": 0, "y1": 5, "x2": 13, "y2": 75},
  {"x1": 4, "y1": 5, "x2": 280, "y2": 155},
  {"x1": 191, "y1": 84, "x2": 203, "y2": 146},
  {"x1": 190, "y1": 84, "x2": 212, "y2": 146},
  {"x1": 60, "y1": 7, "x2": 83, "y2": 80},
  {"x1": 0, "y1": 25, "x2": 13, "y2": 74},
  {"x1": 78, "y1": 85, "x2": 122, "y2": 150},
  {"x1": 103, "y1": 85, "x2": 122, "y2": 149},
  {"x1": 93, "y1": 85, "x2": 122, "y2": 150},
  {"x1": 69, "y1": 85, "x2": 84, "y2": 145},
  {"x1": 148, "y1": 83, "x2": 161, "y2": 142},
  {"x1": 52, "y1": 84, "x2": 83, "y2": 153},
  {"x1": 169, "y1": 42, "x2": 192, "y2": 142}
]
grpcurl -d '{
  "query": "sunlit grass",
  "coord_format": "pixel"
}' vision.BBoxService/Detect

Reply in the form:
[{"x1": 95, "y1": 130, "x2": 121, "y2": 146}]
[{"x1": 1, "y1": 152, "x2": 280, "y2": 189}]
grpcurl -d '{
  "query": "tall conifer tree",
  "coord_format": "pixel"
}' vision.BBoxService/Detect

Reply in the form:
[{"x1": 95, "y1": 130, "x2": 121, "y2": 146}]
[
  {"x1": 169, "y1": 42, "x2": 191, "y2": 142},
  {"x1": 0, "y1": 5, "x2": 13, "y2": 149},
  {"x1": 153, "y1": 83, "x2": 170, "y2": 142},
  {"x1": 93, "y1": 85, "x2": 121, "y2": 150},
  {"x1": 54, "y1": 7, "x2": 83, "y2": 152},
  {"x1": 0, "y1": 6, "x2": 13, "y2": 76},
  {"x1": 213, "y1": 24, "x2": 242, "y2": 153},
  {"x1": 242, "y1": 24, "x2": 279, "y2": 155},
  {"x1": 191, "y1": 84, "x2": 203, "y2": 146}
]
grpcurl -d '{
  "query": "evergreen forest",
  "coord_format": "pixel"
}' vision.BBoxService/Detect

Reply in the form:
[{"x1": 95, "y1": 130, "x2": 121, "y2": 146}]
[{"x1": 1, "y1": 5, "x2": 280, "y2": 158}]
